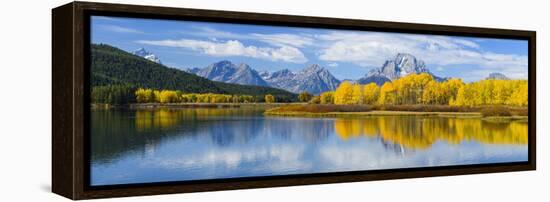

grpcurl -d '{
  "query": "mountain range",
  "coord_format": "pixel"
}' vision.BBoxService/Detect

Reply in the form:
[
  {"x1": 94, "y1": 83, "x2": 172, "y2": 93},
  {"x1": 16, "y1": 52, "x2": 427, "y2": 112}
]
[
  {"x1": 92, "y1": 44, "x2": 297, "y2": 101},
  {"x1": 188, "y1": 62, "x2": 340, "y2": 95},
  {"x1": 183, "y1": 53, "x2": 444, "y2": 94},
  {"x1": 194, "y1": 61, "x2": 270, "y2": 86},
  {"x1": 131, "y1": 49, "x2": 508, "y2": 95},
  {"x1": 265, "y1": 64, "x2": 341, "y2": 94}
]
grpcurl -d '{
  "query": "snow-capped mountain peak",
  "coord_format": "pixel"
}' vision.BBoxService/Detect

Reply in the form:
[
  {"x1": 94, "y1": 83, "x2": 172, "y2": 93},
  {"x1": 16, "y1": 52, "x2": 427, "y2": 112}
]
[
  {"x1": 258, "y1": 70, "x2": 270, "y2": 80},
  {"x1": 132, "y1": 48, "x2": 162, "y2": 64},
  {"x1": 266, "y1": 64, "x2": 340, "y2": 94},
  {"x1": 195, "y1": 60, "x2": 268, "y2": 86},
  {"x1": 358, "y1": 53, "x2": 443, "y2": 85},
  {"x1": 189, "y1": 61, "x2": 340, "y2": 94}
]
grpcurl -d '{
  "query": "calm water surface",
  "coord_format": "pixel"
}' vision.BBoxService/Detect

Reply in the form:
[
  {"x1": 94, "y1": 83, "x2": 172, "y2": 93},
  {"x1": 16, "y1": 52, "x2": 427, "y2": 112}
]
[{"x1": 90, "y1": 107, "x2": 527, "y2": 186}]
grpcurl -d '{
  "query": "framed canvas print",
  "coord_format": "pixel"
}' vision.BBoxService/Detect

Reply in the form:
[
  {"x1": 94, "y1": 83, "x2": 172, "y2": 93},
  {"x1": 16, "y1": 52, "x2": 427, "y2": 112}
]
[{"x1": 52, "y1": 1, "x2": 536, "y2": 200}]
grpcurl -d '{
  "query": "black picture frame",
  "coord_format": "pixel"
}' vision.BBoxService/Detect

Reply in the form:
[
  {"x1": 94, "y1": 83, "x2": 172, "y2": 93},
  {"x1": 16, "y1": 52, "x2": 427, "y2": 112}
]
[{"x1": 52, "y1": 1, "x2": 536, "y2": 200}]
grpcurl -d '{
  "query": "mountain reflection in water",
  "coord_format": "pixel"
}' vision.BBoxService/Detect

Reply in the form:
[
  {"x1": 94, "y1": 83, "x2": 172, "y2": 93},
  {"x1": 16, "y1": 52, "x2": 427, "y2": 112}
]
[{"x1": 91, "y1": 108, "x2": 527, "y2": 186}]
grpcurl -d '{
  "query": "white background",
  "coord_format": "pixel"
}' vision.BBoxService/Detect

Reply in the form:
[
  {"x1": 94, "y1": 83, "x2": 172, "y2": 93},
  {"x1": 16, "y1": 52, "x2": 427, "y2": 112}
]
[{"x1": 0, "y1": 0, "x2": 547, "y2": 201}]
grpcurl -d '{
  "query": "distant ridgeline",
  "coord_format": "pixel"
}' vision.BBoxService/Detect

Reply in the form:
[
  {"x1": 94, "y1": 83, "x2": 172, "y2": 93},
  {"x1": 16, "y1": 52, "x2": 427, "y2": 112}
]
[{"x1": 90, "y1": 44, "x2": 297, "y2": 104}]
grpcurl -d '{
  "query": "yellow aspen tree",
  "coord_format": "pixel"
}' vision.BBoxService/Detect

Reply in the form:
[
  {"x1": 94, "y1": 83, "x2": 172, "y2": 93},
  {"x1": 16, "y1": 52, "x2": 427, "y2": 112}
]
[
  {"x1": 265, "y1": 94, "x2": 275, "y2": 103},
  {"x1": 320, "y1": 91, "x2": 335, "y2": 104},
  {"x1": 478, "y1": 80, "x2": 495, "y2": 105},
  {"x1": 422, "y1": 80, "x2": 438, "y2": 104},
  {"x1": 493, "y1": 80, "x2": 516, "y2": 105},
  {"x1": 334, "y1": 81, "x2": 354, "y2": 105},
  {"x1": 441, "y1": 78, "x2": 464, "y2": 104},
  {"x1": 378, "y1": 82, "x2": 396, "y2": 105},
  {"x1": 507, "y1": 81, "x2": 528, "y2": 106},
  {"x1": 153, "y1": 90, "x2": 161, "y2": 103},
  {"x1": 135, "y1": 88, "x2": 154, "y2": 103},
  {"x1": 351, "y1": 84, "x2": 364, "y2": 104},
  {"x1": 363, "y1": 83, "x2": 380, "y2": 105},
  {"x1": 393, "y1": 76, "x2": 408, "y2": 104},
  {"x1": 414, "y1": 73, "x2": 435, "y2": 104},
  {"x1": 159, "y1": 90, "x2": 178, "y2": 103}
]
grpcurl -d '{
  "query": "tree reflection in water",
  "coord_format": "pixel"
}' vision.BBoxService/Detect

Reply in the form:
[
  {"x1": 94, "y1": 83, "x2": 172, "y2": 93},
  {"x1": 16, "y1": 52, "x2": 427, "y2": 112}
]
[
  {"x1": 91, "y1": 108, "x2": 528, "y2": 185},
  {"x1": 334, "y1": 117, "x2": 527, "y2": 150}
]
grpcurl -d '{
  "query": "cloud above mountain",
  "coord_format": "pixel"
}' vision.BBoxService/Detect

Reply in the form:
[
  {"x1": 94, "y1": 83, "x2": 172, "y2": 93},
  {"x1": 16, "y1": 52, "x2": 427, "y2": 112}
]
[
  {"x1": 140, "y1": 26, "x2": 526, "y2": 80},
  {"x1": 99, "y1": 25, "x2": 144, "y2": 34},
  {"x1": 137, "y1": 39, "x2": 307, "y2": 63},
  {"x1": 90, "y1": 14, "x2": 528, "y2": 81},
  {"x1": 317, "y1": 32, "x2": 526, "y2": 70}
]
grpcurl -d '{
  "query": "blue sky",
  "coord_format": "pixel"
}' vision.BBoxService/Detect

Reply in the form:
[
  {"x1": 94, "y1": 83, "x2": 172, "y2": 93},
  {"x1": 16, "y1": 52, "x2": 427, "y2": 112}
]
[{"x1": 91, "y1": 16, "x2": 528, "y2": 82}]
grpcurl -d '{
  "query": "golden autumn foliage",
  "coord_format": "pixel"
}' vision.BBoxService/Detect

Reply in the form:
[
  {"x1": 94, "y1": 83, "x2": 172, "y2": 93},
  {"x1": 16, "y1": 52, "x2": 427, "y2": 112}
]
[
  {"x1": 320, "y1": 91, "x2": 335, "y2": 104},
  {"x1": 363, "y1": 83, "x2": 380, "y2": 104},
  {"x1": 378, "y1": 82, "x2": 396, "y2": 105},
  {"x1": 158, "y1": 90, "x2": 179, "y2": 103},
  {"x1": 334, "y1": 81, "x2": 354, "y2": 105},
  {"x1": 333, "y1": 82, "x2": 377, "y2": 105},
  {"x1": 265, "y1": 94, "x2": 275, "y2": 103},
  {"x1": 351, "y1": 84, "x2": 364, "y2": 104},
  {"x1": 134, "y1": 88, "x2": 259, "y2": 104},
  {"x1": 135, "y1": 88, "x2": 154, "y2": 103},
  {"x1": 309, "y1": 96, "x2": 321, "y2": 104},
  {"x1": 325, "y1": 73, "x2": 526, "y2": 107},
  {"x1": 452, "y1": 79, "x2": 528, "y2": 106},
  {"x1": 392, "y1": 73, "x2": 434, "y2": 104}
]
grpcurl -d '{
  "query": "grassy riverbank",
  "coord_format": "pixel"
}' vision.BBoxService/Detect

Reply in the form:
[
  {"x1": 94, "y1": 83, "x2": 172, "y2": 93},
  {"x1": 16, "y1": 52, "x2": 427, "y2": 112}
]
[
  {"x1": 91, "y1": 102, "x2": 291, "y2": 109},
  {"x1": 92, "y1": 103, "x2": 528, "y2": 120},
  {"x1": 264, "y1": 104, "x2": 528, "y2": 120}
]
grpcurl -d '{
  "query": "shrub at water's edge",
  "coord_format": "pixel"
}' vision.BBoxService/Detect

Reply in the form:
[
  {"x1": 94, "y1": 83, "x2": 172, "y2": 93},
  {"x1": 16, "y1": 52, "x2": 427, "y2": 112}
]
[{"x1": 481, "y1": 106, "x2": 515, "y2": 117}]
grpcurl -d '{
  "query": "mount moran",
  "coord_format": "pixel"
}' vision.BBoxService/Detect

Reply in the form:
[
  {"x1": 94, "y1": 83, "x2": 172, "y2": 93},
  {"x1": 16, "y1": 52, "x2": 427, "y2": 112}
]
[{"x1": 134, "y1": 48, "x2": 446, "y2": 94}]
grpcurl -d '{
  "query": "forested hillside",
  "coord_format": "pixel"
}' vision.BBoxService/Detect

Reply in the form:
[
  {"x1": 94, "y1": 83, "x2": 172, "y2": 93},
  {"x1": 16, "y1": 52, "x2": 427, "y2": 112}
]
[{"x1": 90, "y1": 44, "x2": 296, "y2": 103}]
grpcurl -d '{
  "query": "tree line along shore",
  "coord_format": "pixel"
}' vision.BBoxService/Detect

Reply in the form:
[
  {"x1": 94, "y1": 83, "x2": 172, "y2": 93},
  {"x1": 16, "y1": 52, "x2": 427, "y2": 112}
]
[{"x1": 91, "y1": 73, "x2": 528, "y2": 117}]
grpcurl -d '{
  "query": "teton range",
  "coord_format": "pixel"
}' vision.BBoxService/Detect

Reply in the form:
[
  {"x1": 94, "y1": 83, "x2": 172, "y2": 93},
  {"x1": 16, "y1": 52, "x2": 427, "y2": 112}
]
[{"x1": 132, "y1": 47, "x2": 454, "y2": 94}]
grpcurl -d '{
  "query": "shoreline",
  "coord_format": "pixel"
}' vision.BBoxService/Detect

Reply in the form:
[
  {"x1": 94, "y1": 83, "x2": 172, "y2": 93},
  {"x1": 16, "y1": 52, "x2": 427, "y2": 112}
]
[
  {"x1": 264, "y1": 110, "x2": 480, "y2": 117},
  {"x1": 91, "y1": 103, "x2": 528, "y2": 121},
  {"x1": 91, "y1": 102, "x2": 296, "y2": 109},
  {"x1": 263, "y1": 110, "x2": 528, "y2": 121}
]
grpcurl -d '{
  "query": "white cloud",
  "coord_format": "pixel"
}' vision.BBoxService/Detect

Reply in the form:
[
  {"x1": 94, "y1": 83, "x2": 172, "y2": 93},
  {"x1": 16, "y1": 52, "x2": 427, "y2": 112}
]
[
  {"x1": 100, "y1": 25, "x2": 144, "y2": 34},
  {"x1": 316, "y1": 31, "x2": 527, "y2": 79},
  {"x1": 137, "y1": 39, "x2": 307, "y2": 63},
  {"x1": 140, "y1": 26, "x2": 527, "y2": 79},
  {"x1": 193, "y1": 26, "x2": 246, "y2": 40},
  {"x1": 192, "y1": 26, "x2": 315, "y2": 48},
  {"x1": 327, "y1": 62, "x2": 339, "y2": 67},
  {"x1": 453, "y1": 39, "x2": 481, "y2": 49},
  {"x1": 251, "y1": 33, "x2": 314, "y2": 47},
  {"x1": 318, "y1": 32, "x2": 414, "y2": 67}
]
